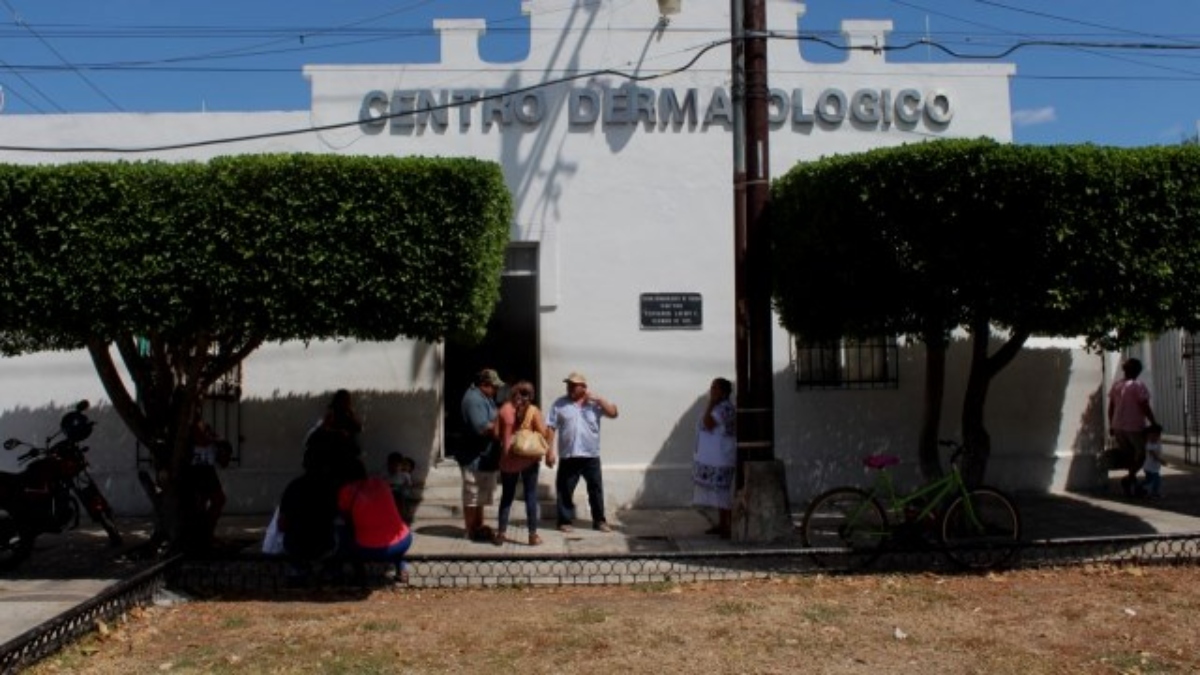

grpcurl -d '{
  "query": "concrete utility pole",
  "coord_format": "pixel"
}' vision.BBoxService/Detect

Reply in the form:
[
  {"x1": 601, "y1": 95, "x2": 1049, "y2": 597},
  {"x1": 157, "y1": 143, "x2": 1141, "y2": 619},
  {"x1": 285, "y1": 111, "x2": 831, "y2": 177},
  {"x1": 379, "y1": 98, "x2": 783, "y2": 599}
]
[{"x1": 731, "y1": 0, "x2": 791, "y2": 541}]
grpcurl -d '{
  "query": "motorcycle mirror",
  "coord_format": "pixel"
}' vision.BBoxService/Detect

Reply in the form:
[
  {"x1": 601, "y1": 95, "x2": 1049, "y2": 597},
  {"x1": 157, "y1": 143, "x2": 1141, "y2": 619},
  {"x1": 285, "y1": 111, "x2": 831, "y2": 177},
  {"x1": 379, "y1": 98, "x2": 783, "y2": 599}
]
[
  {"x1": 3, "y1": 438, "x2": 19, "y2": 450},
  {"x1": 75, "y1": 400, "x2": 90, "y2": 413}
]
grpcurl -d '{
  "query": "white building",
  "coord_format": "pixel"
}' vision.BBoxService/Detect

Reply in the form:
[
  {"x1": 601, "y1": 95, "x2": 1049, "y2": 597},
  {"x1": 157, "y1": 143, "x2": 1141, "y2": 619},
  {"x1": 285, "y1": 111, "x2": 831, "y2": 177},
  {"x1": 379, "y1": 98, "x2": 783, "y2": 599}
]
[{"x1": 0, "y1": 1, "x2": 1120, "y2": 516}]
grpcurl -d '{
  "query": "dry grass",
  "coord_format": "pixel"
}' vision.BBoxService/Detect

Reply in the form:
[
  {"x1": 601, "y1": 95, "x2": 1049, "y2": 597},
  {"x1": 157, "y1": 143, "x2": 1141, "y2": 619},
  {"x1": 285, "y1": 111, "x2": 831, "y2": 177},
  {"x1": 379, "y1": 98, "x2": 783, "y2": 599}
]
[{"x1": 30, "y1": 565, "x2": 1200, "y2": 674}]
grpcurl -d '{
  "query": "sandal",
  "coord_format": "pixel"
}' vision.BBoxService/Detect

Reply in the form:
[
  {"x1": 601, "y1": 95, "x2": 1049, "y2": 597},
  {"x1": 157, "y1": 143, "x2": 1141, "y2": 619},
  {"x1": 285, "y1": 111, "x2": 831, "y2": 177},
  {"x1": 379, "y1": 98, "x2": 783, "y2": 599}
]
[{"x1": 528, "y1": 533, "x2": 543, "y2": 547}]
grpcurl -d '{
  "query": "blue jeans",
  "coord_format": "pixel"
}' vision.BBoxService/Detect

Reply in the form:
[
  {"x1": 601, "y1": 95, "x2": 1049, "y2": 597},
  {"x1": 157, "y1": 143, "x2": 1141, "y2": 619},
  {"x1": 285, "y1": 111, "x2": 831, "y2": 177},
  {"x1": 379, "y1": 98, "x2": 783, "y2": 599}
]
[
  {"x1": 347, "y1": 531, "x2": 413, "y2": 573},
  {"x1": 556, "y1": 457, "x2": 606, "y2": 527},
  {"x1": 498, "y1": 463, "x2": 540, "y2": 534},
  {"x1": 1142, "y1": 470, "x2": 1162, "y2": 497}
]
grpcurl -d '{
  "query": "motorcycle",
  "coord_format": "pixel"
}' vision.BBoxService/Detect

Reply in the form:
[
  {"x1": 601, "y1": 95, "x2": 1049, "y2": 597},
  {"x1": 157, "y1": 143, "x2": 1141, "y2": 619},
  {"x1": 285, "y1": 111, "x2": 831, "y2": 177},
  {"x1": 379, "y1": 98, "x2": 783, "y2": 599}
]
[{"x1": 0, "y1": 400, "x2": 123, "y2": 570}]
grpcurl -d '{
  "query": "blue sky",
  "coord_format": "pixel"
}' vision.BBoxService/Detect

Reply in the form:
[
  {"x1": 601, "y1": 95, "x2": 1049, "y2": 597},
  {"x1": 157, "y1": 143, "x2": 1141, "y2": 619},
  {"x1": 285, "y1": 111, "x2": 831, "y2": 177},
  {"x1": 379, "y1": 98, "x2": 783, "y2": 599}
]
[{"x1": 0, "y1": 0, "x2": 1197, "y2": 147}]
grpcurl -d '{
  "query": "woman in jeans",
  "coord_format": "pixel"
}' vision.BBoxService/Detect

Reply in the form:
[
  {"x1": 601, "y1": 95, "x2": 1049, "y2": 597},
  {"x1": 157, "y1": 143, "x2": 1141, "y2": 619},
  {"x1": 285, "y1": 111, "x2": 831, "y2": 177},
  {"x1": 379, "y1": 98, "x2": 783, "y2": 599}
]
[{"x1": 494, "y1": 381, "x2": 556, "y2": 546}]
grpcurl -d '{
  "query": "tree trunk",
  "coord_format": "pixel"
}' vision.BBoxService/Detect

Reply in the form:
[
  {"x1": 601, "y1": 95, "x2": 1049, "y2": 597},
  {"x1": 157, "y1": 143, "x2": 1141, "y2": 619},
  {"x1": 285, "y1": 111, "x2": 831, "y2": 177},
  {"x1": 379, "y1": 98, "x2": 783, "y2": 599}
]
[
  {"x1": 918, "y1": 331, "x2": 949, "y2": 481},
  {"x1": 961, "y1": 321, "x2": 992, "y2": 488},
  {"x1": 960, "y1": 319, "x2": 1030, "y2": 488},
  {"x1": 88, "y1": 334, "x2": 257, "y2": 552}
]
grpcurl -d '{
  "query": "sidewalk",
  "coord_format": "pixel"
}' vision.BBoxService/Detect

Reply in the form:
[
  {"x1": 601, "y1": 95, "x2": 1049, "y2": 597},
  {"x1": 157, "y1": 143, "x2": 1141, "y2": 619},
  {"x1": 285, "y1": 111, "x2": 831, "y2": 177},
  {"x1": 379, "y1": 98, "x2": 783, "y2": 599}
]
[{"x1": 5, "y1": 479, "x2": 1200, "y2": 646}]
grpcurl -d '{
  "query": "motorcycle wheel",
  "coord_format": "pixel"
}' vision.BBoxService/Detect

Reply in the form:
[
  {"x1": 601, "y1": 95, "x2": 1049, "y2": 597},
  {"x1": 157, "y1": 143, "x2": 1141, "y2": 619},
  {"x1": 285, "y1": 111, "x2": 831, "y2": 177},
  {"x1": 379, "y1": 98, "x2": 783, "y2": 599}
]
[
  {"x1": 0, "y1": 513, "x2": 34, "y2": 571},
  {"x1": 98, "y1": 511, "x2": 123, "y2": 546},
  {"x1": 77, "y1": 482, "x2": 123, "y2": 546}
]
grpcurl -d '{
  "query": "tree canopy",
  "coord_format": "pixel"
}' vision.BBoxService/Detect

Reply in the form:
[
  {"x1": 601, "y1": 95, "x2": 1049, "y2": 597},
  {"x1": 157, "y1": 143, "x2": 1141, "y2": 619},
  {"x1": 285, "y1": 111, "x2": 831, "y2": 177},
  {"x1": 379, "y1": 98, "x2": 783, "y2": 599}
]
[
  {"x1": 770, "y1": 139, "x2": 1200, "y2": 482},
  {"x1": 0, "y1": 153, "x2": 512, "y2": 547},
  {"x1": 0, "y1": 154, "x2": 511, "y2": 349}
]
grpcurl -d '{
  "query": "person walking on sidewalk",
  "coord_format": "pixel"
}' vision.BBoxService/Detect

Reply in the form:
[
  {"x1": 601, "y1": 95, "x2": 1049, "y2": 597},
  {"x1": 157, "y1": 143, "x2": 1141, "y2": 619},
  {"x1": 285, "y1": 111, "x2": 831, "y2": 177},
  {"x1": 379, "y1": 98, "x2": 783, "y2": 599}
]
[
  {"x1": 548, "y1": 371, "x2": 619, "y2": 533},
  {"x1": 1108, "y1": 357, "x2": 1157, "y2": 497}
]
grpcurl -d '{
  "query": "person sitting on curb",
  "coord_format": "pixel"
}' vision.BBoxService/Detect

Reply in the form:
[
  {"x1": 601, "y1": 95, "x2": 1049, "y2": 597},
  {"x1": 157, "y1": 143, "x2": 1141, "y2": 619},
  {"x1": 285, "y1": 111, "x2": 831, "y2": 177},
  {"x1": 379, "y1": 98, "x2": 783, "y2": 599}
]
[
  {"x1": 277, "y1": 455, "x2": 340, "y2": 587},
  {"x1": 338, "y1": 459, "x2": 413, "y2": 585}
]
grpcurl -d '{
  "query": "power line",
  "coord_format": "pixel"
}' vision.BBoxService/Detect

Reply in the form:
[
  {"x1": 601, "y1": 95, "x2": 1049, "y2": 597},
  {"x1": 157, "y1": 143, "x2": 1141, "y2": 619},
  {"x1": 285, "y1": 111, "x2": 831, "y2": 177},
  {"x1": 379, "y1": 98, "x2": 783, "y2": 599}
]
[
  {"x1": 973, "y1": 0, "x2": 1200, "y2": 46},
  {"x1": 882, "y1": 0, "x2": 1200, "y2": 88},
  {"x1": 0, "y1": 57, "x2": 56, "y2": 113},
  {"x1": 3, "y1": 30, "x2": 1200, "y2": 153},
  {"x1": 0, "y1": 35, "x2": 733, "y2": 154},
  {"x1": 7, "y1": 31, "x2": 1200, "y2": 73},
  {"x1": 1, "y1": 0, "x2": 124, "y2": 111}
]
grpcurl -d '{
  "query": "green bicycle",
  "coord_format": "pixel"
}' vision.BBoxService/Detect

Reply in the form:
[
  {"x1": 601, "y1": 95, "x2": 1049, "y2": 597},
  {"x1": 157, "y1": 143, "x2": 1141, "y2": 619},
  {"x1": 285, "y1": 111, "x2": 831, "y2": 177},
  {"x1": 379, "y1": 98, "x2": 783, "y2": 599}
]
[{"x1": 799, "y1": 440, "x2": 1022, "y2": 570}]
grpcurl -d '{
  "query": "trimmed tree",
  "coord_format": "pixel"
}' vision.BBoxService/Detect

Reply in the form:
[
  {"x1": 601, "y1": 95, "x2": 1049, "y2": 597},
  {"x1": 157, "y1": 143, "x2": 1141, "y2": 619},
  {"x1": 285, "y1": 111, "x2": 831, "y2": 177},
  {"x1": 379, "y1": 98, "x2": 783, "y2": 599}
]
[
  {"x1": 771, "y1": 139, "x2": 1200, "y2": 483},
  {"x1": 0, "y1": 153, "x2": 512, "y2": 547}
]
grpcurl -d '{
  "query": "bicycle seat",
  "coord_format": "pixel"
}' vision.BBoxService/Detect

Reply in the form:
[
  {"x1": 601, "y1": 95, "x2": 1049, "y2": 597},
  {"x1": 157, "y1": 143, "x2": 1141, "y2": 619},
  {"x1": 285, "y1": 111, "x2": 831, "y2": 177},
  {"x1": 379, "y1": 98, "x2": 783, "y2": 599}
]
[{"x1": 862, "y1": 454, "x2": 901, "y2": 470}]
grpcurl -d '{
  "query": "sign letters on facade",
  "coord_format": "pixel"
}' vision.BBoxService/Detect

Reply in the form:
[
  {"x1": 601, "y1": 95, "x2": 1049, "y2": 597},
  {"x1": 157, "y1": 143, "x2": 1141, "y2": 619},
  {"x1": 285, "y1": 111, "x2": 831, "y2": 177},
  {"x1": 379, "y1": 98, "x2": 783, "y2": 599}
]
[{"x1": 360, "y1": 84, "x2": 954, "y2": 133}]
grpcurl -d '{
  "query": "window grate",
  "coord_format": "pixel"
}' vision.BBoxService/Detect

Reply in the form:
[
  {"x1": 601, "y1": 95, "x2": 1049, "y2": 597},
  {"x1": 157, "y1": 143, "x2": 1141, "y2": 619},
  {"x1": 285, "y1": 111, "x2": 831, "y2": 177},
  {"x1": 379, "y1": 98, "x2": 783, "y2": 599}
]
[{"x1": 791, "y1": 336, "x2": 899, "y2": 390}]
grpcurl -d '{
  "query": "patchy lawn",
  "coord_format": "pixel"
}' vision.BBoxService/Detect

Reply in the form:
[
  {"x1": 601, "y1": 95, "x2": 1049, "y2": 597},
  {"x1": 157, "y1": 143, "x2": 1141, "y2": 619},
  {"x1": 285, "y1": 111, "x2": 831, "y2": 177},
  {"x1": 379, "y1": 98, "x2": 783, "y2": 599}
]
[{"x1": 31, "y1": 565, "x2": 1200, "y2": 674}]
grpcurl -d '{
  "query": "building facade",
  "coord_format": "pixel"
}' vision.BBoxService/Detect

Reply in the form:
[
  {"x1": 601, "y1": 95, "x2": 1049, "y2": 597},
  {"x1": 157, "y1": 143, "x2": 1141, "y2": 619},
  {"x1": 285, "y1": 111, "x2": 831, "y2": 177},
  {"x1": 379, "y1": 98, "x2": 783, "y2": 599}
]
[{"x1": 0, "y1": 1, "x2": 1113, "y2": 516}]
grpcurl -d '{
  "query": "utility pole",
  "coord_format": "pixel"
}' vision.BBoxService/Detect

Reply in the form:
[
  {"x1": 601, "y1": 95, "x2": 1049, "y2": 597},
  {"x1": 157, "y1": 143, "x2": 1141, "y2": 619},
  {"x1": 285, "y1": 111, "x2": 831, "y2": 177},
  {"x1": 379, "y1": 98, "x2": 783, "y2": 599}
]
[
  {"x1": 731, "y1": 0, "x2": 791, "y2": 541},
  {"x1": 731, "y1": 0, "x2": 774, "y2": 470}
]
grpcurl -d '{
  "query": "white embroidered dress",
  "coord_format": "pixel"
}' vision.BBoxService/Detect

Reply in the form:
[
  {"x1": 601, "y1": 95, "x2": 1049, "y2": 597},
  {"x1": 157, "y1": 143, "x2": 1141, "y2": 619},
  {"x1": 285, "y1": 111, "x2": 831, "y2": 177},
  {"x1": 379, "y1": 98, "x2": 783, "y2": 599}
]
[{"x1": 692, "y1": 399, "x2": 737, "y2": 509}]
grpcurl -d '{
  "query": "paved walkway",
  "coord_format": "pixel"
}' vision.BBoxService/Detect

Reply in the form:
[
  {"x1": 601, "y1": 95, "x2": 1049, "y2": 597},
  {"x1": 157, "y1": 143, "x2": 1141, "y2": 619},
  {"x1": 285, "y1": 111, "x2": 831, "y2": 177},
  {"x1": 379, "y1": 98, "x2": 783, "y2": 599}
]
[{"x1": 5, "y1": 469, "x2": 1200, "y2": 647}]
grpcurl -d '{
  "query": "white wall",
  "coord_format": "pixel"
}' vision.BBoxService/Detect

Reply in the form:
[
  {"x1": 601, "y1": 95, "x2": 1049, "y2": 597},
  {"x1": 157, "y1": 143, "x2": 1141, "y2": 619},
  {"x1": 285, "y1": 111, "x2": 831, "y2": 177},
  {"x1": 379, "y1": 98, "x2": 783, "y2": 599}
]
[{"x1": 0, "y1": 1, "x2": 1100, "y2": 516}]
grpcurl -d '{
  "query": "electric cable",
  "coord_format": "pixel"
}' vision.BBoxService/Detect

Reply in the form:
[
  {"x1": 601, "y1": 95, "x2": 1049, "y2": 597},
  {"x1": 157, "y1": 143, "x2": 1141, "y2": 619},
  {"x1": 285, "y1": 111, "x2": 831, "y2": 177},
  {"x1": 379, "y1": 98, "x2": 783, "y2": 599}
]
[
  {"x1": 4, "y1": 30, "x2": 1200, "y2": 153},
  {"x1": 1, "y1": 0, "x2": 123, "y2": 111}
]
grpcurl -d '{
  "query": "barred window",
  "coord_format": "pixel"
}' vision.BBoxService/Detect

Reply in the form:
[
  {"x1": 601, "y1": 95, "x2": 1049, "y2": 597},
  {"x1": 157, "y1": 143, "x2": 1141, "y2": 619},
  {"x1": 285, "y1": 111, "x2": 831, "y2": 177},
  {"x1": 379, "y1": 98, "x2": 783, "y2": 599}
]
[{"x1": 792, "y1": 336, "x2": 899, "y2": 389}]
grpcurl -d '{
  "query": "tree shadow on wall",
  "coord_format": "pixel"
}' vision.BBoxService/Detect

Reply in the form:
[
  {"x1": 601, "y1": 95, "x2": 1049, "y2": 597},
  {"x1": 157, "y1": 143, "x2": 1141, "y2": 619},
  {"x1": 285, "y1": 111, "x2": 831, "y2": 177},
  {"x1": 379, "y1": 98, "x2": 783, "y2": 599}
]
[{"x1": 230, "y1": 388, "x2": 439, "y2": 512}]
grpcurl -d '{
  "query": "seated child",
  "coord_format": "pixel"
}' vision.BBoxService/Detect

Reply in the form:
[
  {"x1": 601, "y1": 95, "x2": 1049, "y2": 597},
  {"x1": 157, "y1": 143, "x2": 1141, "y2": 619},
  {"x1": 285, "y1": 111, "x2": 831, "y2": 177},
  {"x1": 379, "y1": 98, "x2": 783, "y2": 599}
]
[
  {"x1": 1141, "y1": 423, "x2": 1166, "y2": 498},
  {"x1": 385, "y1": 452, "x2": 422, "y2": 524}
]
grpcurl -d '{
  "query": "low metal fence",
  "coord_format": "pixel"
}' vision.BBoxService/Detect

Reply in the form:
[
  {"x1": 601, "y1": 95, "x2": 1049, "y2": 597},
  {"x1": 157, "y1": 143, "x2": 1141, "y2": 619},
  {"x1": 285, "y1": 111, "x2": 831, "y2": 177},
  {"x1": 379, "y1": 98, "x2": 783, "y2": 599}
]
[
  {"x1": 0, "y1": 555, "x2": 180, "y2": 675},
  {"x1": 171, "y1": 533, "x2": 1200, "y2": 595},
  {"x1": 5, "y1": 533, "x2": 1200, "y2": 673}
]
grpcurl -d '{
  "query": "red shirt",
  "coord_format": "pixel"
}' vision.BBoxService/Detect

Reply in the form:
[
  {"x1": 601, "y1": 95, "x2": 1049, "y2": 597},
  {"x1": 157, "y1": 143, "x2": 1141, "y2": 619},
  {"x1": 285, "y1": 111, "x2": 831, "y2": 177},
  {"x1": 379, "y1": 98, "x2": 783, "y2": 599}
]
[
  {"x1": 1109, "y1": 378, "x2": 1151, "y2": 432},
  {"x1": 337, "y1": 477, "x2": 409, "y2": 549}
]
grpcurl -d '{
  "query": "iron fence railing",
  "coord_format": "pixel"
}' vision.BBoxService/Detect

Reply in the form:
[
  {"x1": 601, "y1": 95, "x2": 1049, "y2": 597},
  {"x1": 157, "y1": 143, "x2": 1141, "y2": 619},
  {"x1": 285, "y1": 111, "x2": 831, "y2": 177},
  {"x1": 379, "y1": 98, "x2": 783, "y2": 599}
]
[
  {"x1": 170, "y1": 534, "x2": 1200, "y2": 595},
  {"x1": 0, "y1": 554, "x2": 180, "y2": 675},
  {"x1": 5, "y1": 534, "x2": 1200, "y2": 672}
]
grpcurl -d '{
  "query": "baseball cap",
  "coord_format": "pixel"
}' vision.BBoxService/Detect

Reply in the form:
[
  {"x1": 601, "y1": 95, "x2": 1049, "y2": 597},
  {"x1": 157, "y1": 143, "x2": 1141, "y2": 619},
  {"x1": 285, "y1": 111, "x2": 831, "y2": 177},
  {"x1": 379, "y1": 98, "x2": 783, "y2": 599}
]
[
  {"x1": 563, "y1": 371, "x2": 588, "y2": 385},
  {"x1": 478, "y1": 368, "x2": 505, "y2": 387}
]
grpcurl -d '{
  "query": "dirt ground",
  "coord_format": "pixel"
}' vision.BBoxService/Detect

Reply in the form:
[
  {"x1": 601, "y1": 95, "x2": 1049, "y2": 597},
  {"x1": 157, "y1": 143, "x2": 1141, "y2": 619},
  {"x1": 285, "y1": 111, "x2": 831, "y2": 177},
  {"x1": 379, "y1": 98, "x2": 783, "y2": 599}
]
[{"x1": 28, "y1": 564, "x2": 1200, "y2": 675}]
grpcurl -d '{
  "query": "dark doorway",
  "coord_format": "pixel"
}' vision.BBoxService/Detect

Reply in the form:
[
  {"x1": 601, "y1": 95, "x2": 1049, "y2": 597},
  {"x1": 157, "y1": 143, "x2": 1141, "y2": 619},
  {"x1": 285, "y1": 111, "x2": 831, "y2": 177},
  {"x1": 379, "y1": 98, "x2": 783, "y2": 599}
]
[{"x1": 443, "y1": 244, "x2": 539, "y2": 458}]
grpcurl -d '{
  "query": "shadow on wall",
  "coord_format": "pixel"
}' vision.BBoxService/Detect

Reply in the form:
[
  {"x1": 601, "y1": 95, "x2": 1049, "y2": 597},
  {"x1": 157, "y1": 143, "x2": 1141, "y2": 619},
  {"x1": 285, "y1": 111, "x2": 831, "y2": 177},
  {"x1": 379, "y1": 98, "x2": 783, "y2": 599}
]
[
  {"x1": 0, "y1": 401, "x2": 145, "y2": 516},
  {"x1": 229, "y1": 389, "x2": 439, "y2": 513},
  {"x1": 0, "y1": 389, "x2": 440, "y2": 517},
  {"x1": 1063, "y1": 384, "x2": 1107, "y2": 492},
  {"x1": 777, "y1": 339, "x2": 1079, "y2": 504},
  {"x1": 629, "y1": 392, "x2": 707, "y2": 508},
  {"x1": 628, "y1": 337, "x2": 1093, "y2": 511},
  {"x1": 0, "y1": 402, "x2": 135, "y2": 475}
]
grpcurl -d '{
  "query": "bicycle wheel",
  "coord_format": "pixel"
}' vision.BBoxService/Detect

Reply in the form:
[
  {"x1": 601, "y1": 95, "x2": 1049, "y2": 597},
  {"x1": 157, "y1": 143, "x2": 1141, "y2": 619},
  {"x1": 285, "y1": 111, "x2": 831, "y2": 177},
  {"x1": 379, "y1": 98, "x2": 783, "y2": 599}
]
[
  {"x1": 800, "y1": 488, "x2": 888, "y2": 570},
  {"x1": 940, "y1": 487, "x2": 1021, "y2": 570}
]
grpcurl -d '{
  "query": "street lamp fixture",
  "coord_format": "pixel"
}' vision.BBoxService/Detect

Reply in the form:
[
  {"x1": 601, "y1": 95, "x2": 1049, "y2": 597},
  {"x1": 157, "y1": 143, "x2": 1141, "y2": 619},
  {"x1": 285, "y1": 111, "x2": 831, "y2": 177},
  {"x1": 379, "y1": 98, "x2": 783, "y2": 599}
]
[{"x1": 657, "y1": 0, "x2": 681, "y2": 17}]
